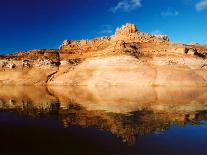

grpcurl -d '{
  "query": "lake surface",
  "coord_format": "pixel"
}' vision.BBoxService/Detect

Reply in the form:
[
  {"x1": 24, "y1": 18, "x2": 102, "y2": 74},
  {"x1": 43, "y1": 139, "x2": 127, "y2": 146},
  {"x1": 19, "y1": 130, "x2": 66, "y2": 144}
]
[{"x1": 0, "y1": 86, "x2": 207, "y2": 155}]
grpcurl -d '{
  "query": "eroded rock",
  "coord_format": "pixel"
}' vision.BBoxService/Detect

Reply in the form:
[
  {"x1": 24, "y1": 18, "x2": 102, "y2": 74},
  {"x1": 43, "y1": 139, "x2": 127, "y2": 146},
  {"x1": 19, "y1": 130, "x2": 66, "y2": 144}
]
[
  {"x1": 0, "y1": 60, "x2": 16, "y2": 69},
  {"x1": 0, "y1": 23, "x2": 207, "y2": 86},
  {"x1": 115, "y1": 23, "x2": 138, "y2": 36}
]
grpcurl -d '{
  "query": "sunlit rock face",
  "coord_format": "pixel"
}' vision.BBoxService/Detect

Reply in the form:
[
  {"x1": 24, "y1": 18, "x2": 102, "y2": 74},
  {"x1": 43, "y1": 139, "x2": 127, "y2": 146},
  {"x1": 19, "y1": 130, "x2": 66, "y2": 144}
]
[
  {"x1": 112, "y1": 23, "x2": 169, "y2": 43},
  {"x1": 0, "y1": 23, "x2": 207, "y2": 86},
  {"x1": 115, "y1": 23, "x2": 138, "y2": 36},
  {"x1": 48, "y1": 55, "x2": 207, "y2": 86},
  {"x1": 1, "y1": 86, "x2": 207, "y2": 145},
  {"x1": 49, "y1": 56, "x2": 156, "y2": 86}
]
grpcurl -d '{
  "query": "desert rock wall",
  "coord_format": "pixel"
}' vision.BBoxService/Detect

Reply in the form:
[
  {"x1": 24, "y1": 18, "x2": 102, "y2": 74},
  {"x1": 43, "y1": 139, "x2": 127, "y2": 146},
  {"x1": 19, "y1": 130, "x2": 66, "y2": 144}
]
[{"x1": 0, "y1": 23, "x2": 207, "y2": 86}]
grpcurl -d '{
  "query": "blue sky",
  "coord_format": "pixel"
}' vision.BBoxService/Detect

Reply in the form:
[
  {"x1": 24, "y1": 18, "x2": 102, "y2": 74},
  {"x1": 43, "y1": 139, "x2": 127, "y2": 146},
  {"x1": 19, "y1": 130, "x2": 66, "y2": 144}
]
[{"x1": 0, "y1": 0, "x2": 207, "y2": 53}]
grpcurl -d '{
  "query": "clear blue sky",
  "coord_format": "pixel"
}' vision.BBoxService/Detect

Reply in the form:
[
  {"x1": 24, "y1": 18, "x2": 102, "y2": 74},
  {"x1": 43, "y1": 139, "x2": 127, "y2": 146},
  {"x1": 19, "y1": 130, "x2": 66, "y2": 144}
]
[{"x1": 0, "y1": 0, "x2": 207, "y2": 53}]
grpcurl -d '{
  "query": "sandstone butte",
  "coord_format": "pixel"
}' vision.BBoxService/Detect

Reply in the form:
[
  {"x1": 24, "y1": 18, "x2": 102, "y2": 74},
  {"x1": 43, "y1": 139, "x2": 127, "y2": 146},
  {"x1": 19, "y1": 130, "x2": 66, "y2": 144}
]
[{"x1": 0, "y1": 23, "x2": 207, "y2": 86}]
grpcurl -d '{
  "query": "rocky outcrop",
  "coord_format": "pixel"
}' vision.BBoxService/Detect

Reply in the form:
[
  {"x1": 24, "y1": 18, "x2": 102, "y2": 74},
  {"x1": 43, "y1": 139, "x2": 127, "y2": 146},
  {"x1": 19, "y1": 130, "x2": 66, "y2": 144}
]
[
  {"x1": 115, "y1": 23, "x2": 138, "y2": 35},
  {"x1": 0, "y1": 23, "x2": 207, "y2": 86},
  {"x1": 112, "y1": 23, "x2": 169, "y2": 44},
  {"x1": 58, "y1": 23, "x2": 169, "y2": 61}
]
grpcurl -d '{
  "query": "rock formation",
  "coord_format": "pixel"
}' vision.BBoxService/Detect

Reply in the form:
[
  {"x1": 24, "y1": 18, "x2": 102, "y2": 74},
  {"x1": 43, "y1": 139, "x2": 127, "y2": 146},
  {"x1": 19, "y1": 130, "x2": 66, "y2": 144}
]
[
  {"x1": 0, "y1": 23, "x2": 207, "y2": 86},
  {"x1": 115, "y1": 23, "x2": 138, "y2": 35}
]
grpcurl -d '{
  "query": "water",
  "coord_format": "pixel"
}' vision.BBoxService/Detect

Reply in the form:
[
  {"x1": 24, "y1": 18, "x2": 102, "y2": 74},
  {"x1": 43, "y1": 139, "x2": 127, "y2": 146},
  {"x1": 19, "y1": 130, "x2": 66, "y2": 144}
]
[{"x1": 0, "y1": 86, "x2": 207, "y2": 154}]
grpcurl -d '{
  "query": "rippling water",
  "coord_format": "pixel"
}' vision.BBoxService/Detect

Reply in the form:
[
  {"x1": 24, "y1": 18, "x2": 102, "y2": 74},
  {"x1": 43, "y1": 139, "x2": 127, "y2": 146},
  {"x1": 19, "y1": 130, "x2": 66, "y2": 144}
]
[{"x1": 0, "y1": 86, "x2": 207, "y2": 154}]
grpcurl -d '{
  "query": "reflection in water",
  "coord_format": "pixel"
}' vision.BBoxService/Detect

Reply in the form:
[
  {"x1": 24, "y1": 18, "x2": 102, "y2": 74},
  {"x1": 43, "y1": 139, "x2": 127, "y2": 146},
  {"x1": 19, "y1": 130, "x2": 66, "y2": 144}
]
[{"x1": 1, "y1": 86, "x2": 207, "y2": 146}]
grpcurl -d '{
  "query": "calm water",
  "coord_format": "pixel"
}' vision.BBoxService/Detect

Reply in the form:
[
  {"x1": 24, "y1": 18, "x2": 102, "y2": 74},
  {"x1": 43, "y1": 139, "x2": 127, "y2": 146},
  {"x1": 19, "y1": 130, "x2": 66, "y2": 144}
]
[{"x1": 0, "y1": 86, "x2": 207, "y2": 155}]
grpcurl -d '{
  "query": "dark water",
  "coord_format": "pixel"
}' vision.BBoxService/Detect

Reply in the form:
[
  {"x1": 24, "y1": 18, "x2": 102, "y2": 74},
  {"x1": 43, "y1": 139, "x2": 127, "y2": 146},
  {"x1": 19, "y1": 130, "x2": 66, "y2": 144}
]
[{"x1": 0, "y1": 86, "x2": 207, "y2": 155}]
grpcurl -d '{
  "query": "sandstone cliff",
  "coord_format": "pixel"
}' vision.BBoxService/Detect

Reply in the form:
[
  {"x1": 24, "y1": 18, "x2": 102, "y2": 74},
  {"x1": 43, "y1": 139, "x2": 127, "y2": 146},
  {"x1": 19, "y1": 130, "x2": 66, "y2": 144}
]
[{"x1": 0, "y1": 23, "x2": 207, "y2": 86}]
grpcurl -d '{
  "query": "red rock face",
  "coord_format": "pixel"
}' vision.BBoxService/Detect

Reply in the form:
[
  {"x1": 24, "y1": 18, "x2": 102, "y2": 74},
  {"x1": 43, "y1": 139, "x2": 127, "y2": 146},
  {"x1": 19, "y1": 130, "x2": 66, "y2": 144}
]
[
  {"x1": 0, "y1": 23, "x2": 207, "y2": 86},
  {"x1": 59, "y1": 23, "x2": 170, "y2": 59}
]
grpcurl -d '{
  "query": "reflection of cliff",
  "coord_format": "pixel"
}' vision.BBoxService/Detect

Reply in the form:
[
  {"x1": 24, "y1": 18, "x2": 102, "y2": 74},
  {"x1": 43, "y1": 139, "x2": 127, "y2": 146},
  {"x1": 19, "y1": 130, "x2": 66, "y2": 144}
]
[
  {"x1": 49, "y1": 86, "x2": 207, "y2": 113},
  {"x1": 60, "y1": 106, "x2": 207, "y2": 145},
  {"x1": 0, "y1": 86, "x2": 58, "y2": 109},
  {"x1": 0, "y1": 86, "x2": 207, "y2": 145}
]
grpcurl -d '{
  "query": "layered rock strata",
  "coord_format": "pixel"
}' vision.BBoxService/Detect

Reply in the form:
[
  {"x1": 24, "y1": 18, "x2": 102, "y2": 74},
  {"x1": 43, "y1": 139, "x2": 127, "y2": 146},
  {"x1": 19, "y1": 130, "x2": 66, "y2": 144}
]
[{"x1": 0, "y1": 23, "x2": 207, "y2": 86}]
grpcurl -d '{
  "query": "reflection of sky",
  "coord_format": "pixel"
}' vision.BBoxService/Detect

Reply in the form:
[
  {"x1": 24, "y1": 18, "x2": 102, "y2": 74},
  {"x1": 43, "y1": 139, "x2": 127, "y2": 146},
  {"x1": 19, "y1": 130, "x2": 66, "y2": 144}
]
[
  {"x1": 138, "y1": 123, "x2": 207, "y2": 155},
  {"x1": 0, "y1": 0, "x2": 207, "y2": 53},
  {"x1": 0, "y1": 111, "x2": 207, "y2": 154}
]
